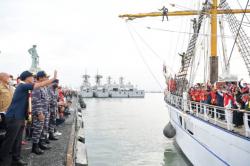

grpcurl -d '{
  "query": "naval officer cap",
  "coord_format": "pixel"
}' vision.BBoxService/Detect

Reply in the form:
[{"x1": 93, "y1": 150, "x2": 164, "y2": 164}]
[
  {"x1": 20, "y1": 71, "x2": 34, "y2": 81},
  {"x1": 36, "y1": 71, "x2": 49, "y2": 78},
  {"x1": 53, "y1": 79, "x2": 59, "y2": 84}
]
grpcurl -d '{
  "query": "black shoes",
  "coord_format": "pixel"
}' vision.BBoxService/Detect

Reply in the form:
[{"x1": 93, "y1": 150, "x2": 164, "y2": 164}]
[
  {"x1": 45, "y1": 138, "x2": 50, "y2": 144},
  {"x1": 56, "y1": 118, "x2": 65, "y2": 126},
  {"x1": 49, "y1": 133, "x2": 59, "y2": 141},
  {"x1": 38, "y1": 141, "x2": 51, "y2": 150},
  {"x1": 12, "y1": 159, "x2": 28, "y2": 166},
  {"x1": 31, "y1": 143, "x2": 44, "y2": 155}
]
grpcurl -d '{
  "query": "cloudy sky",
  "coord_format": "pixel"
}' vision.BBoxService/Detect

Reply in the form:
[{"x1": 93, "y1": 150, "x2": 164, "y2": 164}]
[{"x1": 0, "y1": 0, "x2": 249, "y2": 90}]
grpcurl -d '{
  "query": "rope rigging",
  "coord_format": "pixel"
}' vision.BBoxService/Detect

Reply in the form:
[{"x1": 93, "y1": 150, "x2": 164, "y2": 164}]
[
  {"x1": 227, "y1": 0, "x2": 250, "y2": 65},
  {"x1": 168, "y1": 2, "x2": 210, "y2": 15},
  {"x1": 171, "y1": 17, "x2": 185, "y2": 72},
  {"x1": 130, "y1": 25, "x2": 164, "y2": 62},
  {"x1": 132, "y1": 26, "x2": 177, "y2": 76},
  {"x1": 146, "y1": 26, "x2": 235, "y2": 39},
  {"x1": 236, "y1": 0, "x2": 250, "y2": 24},
  {"x1": 181, "y1": 17, "x2": 190, "y2": 51},
  {"x1": 219, "y1": 15, "x2": 230, "y2": 74},
  {"x1": 125, "y1": 23, "x2": 163, "y2": 90},
  {"x1": 120, "y1": 0, "x2": 250, "y2": 90},
  {"x1": 189, "y1": 16, "x2": 209, "y2": 86},
  {"x1": 176, "y1": 0, "x2": 209, "y2": 78},
  {"x1": 128, "y1": 23, "x2": 175, "y2": 74}
]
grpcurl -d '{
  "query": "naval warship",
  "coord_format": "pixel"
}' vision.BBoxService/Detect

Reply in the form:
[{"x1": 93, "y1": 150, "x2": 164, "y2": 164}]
[{"x1": 80, "y1": 74, "x2": 145, "y2": 98}]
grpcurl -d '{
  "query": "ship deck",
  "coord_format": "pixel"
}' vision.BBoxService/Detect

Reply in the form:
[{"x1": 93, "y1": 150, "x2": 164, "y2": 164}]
[
  {"x1": 165, "y1": 93, "x2": 250, "y2": 139},
  {"x1": 195, "y1": 112, "x2": 248, "y2": 138},
  {"x1": 171, "y1": 104, "x2": 250, "y2": 139}
]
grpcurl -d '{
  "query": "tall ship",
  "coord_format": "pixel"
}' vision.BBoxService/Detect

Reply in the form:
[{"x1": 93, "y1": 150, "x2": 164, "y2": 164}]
[
  {"x1": 120, "y1": 0, "x2": 250, "y2": 165},
  {"x1": 93, "y1": 74, "x2": 109, "y2": 98},
  {"x1": 80, "y1": 74, "x2": 94, "y2": 98}
]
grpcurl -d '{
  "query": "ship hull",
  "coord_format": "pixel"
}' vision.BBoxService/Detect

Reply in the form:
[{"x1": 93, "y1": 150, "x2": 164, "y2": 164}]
[
  {"x1": 166, "y1": 103, "x2": 250, "y2": 166},
  {"x1": 94, "y1": 91, "x2": 109, "y2": 98},
  {"x1": 128, "y1": 90, "x2": 145, "y2": 98},
  {"x1": 80, "y1": 91, "x2": 94, "y2": 98},
  {"x1": 109, "y1": 91, "x2": 129, "y2": 98}
]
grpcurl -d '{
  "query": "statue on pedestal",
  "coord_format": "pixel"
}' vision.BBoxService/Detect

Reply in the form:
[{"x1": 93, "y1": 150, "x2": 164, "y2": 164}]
[{"x1": 28, "y1": 45, "x2": 40, "y2": 73}]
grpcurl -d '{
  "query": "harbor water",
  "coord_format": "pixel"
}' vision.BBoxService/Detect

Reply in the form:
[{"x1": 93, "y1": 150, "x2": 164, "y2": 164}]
[{"x1": 84, "y1": 93, "x2": 191, "y2": 166}]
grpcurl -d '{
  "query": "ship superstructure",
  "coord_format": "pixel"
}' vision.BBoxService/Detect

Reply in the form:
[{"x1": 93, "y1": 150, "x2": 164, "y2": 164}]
[
  {"x1": 80, "y1": 74, "x2": 93, "y2": 98},
  {"x1": 126, "y1": 82, "x2": 145, "y2": 98},
  {"x1": 93, "y1": 74, "x2": 109, "y2": 98},
  {"x1": 109, "y1": 77, "x2": 128, "y2": 98}
]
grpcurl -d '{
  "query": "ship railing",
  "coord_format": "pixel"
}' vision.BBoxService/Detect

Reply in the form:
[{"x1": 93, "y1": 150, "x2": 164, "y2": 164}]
[{"x1": 165, "y1": 92, "x2": 250, "y2": 138}]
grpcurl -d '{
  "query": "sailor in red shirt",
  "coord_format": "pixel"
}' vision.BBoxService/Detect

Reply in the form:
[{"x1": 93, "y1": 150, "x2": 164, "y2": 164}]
[
  {"x1": 189, "y1": 87, "x2": 196, "y2": 101},
  {"x1": 168, "y1": 78, "x2": 176, "y2": 93},
  {"x1": 58, "y1": 86, "x2": 64, "y2": 102},
  {"x1": 189, "y1": 87, "x2": 197, "y2": 111},
  {"x1": 200, "y1": 87, "x2": 208, "y2": 103},
  {"x1": 210, "y1": 88, "x2": 217, "y2": 105},
  {"x1": 195, "y1": 88, "x2": 201, "y2": 102},
  {"x1": 224, "y1": 91, "x2": 235, "y2": 108},
  {"x1": 192, "y1": 86, "x2": 201, "y2": 113}
]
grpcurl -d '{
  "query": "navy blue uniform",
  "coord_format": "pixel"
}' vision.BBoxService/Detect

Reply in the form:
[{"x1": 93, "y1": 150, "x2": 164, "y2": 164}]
[{"x1": 0, "y1": 83, "x2": 34, "y2": 165}]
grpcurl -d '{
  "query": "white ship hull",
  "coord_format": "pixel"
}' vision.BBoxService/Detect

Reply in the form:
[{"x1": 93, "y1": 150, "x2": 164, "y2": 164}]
[
  {"x1": 128, "y1": 90, "x2": 145, "y2": 98},
  {"x1": 80, "y1": 91, "x2": 94, "y2": 98},
  {"x1": 94, "y1": 91, "x2": 109, "y2": 98},
  {"x1": 110, "y1": 91, "x2": 129, "y2": 98},
  {"x1": 167, "y1": 104, "x2": 250, "y2": 166}
]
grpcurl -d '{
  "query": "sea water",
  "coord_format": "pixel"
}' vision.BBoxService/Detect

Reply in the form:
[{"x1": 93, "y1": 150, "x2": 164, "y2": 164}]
[{"x1": 85, "y1": 93, "x2": 191, "y2": 166}]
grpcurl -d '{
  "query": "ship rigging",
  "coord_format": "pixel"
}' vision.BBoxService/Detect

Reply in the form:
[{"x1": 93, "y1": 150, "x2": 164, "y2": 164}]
[
  {"x1": 119, "y1": 0, "x2": 250, "y2": 165},
  {"x1": 120, "y1": 0, "x2": 250, "y2": 88}
]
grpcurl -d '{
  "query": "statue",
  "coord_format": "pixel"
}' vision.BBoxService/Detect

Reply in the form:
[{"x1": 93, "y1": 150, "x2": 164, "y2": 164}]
[{"x1": 28, "y1": 45, "x2": 40, "y2": 73}]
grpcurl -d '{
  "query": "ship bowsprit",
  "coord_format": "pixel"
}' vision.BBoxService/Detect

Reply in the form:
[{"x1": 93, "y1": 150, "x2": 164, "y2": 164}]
[{"x1": 163, "y1": 122, "x2": 176, "y2": 138}]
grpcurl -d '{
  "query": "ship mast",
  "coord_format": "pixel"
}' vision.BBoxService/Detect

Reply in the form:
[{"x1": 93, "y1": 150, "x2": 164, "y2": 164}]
[
  {"x1": 82, "y1": 74, "x2": 90, "y2": 84},
  {"x1": 95, "y1": 74, "x2": 103, "y2": 86},
  {"x1": 119, "y1": 77, "x2": 124, "y2": 85},
  {"x1": 107, "y1": 76, "x2": 112, "y2": 85},
  {"x1": 210, "y1": 0, "x2": 218, "y2": 83},
  {"x1": 119, "y1": 0, "x2": 250, "y2": 83}
]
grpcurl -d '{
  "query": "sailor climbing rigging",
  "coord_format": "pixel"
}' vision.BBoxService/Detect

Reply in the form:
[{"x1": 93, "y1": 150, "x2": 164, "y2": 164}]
[
  {"x1": 159, "y1": 6, "x2": 168, "y2": 22},
  {"x1": 178, "y1": 52, "x2": 186, "y2": 71},
  {"x1": 191, "y1": 18, "x2": 197, "y2": 33}
]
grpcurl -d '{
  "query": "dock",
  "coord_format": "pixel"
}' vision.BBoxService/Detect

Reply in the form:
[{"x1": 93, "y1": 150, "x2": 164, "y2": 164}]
[{"x1": 21, "y1": 97, "x2": 88, "y2": 166}]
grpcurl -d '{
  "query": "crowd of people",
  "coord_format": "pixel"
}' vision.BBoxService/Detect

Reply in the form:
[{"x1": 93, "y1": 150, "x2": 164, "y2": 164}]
[
  {"x1": 0, "y1": 70, "x2": 76, "y2": 166},
  {"x1": 188, "y1": 80, "x2": 250, "y2": 128}
]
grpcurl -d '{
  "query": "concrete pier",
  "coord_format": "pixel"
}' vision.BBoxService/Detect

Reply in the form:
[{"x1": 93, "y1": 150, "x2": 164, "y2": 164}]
[{"x1": 21, "y1": 97, "x2": 88, "y2": 166}]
